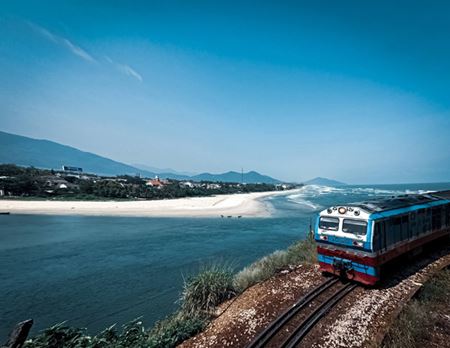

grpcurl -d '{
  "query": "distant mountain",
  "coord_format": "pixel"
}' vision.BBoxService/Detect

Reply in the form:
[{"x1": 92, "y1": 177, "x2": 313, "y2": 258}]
[
  {"x1": 0, "y1": 131, "x2": 281, "y2": 184},
  {"x1": 132, "y1": 163, "x2": 196, "y2": 177},
  {"x1": 0, "y1": 130, "x2": 156, "y2": 177},
  {"x1": 190, "y1": 171, "x2": 281, "y2": 184},
  {"x1": 305, "y1": 177, "x2": 346, "y2": 186}
]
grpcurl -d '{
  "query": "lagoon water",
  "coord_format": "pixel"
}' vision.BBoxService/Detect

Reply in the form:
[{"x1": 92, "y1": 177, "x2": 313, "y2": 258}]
[{"x1": 1, "y1": 183, "x2": 450, "y2": 338}]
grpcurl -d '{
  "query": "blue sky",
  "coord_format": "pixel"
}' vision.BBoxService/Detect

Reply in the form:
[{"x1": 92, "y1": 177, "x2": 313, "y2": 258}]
[{"x1": 0, "y1": 1, "x2": 449, "y2": 184}]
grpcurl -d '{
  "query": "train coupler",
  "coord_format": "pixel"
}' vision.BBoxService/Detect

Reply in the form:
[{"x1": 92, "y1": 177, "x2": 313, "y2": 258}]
[{"x1": 332, "y1": 259, "x2": 354, "y2": 280}]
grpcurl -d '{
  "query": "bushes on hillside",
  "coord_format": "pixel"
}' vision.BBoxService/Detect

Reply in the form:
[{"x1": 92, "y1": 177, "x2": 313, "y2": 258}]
[
  {"x1": 181, "y1": 264, "x2": 236, "y2": 315},
  {"x1": 24, "y1": 320, "x2": 148, "y2": 348},
  {"x1": 147, "y1": 312, "x2": 207, "y2": 348},
  {"x1": 234, "y1": 233, "x2": 317, "y2": 291},
  {"x1": 23, "y1": 236, "x2": 317, "y2": 348}
]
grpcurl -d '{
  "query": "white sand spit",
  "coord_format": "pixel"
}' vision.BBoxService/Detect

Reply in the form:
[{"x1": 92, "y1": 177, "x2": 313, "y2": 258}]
[{"x1": 0, "y1": 191, "x2": 290, "y2": 218}]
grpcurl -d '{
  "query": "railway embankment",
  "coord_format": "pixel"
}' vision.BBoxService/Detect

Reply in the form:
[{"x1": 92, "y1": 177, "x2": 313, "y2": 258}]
[
  {"x1": 180, "y1": 245, "x2": 450, "y2": 348},
  {"x1": 382, "y1": 266, "x2": 450, "y2": 348},
  {"x1": 306, "y1": 246, "x2": 450, "y2": 348}
]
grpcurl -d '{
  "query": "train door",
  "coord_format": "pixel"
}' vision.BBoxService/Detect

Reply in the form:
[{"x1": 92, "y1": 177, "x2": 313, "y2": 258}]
[{"x1": 374, "y1": 223, "x2": 380, "y2": 251}]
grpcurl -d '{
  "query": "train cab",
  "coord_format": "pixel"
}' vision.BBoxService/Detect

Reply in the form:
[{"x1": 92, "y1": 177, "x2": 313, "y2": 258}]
[
  {"x1": 314, "y1": 205, "x2": 378, "y2": 285},
  {"x1": 314, "y1": 191, "x2": 450, "y2": 286}
]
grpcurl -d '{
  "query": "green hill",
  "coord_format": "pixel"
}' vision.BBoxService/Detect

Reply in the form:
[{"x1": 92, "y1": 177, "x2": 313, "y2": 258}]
[
  {"x1": 0, "y1": 131, "x2": 281, "y2": 183},
  {"x1": 0, "y1": 130, "x2": 155, "y2": 177}
]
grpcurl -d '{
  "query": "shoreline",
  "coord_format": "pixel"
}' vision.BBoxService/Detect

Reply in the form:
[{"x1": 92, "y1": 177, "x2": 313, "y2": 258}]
[{"x1": 0, "y1": 190, "x2": 298, "y2": 218}]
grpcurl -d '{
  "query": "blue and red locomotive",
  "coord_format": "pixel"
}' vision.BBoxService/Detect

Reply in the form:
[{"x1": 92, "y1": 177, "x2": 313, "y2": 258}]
[{"x1": 314, "y1": 190, "x2": 450, "y2": 285}]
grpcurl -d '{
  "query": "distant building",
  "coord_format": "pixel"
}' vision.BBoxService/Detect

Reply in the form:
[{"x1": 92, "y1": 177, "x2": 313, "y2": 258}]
[
  {"x1": 276, "y1": 183, "x2": 291, "y2": 190},
  {"x1": 146, "y1": 176, "x2": 168, "y2": 188},
  {"x1": 44, "y1": 177, "x2": 72, "y2": 190},
  {"x1": 206, "y1": 183, "x2": 221, "y2": 189},
  {"x1": 62, "y1": 165, "x2": 83, "y2": 173},
  {"x1": 180, "y1": 181, "x2": 194, "y2": 188}
]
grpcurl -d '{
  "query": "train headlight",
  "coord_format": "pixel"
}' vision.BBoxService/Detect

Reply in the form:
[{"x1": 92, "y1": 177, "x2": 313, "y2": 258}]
[
  {"x1": 338, "y1": 207, "x2": 347, "y2": 214},
  {"x1": 327, "y1": 208, "x2": 332, "y2": 214},
  {"x1": 352, "y1": 241, "x2": 363, "y2": 247},
  {"x1": 319, "y1": 235, "x2": 328, "y2": 241},
  {"x1": 354, "y1": 210, "x2": 360, "y2": 216}
]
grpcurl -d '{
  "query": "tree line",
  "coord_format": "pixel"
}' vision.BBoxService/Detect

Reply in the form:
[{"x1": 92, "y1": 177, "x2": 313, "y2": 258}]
[{"x1": 0, "y1": 164, "x2": 294, "y2": 200}]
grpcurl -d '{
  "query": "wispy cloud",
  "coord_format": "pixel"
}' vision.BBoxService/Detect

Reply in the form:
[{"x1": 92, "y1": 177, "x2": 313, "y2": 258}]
[
  {"x1": 27, "y1": 21, "x2": 96, "y2": 63},
  {"x1": 105, "y1": 56, "x2": 143, "y2": 82},
  {"x1": 26, "y1": 21, "x2": 142, "y2": 82}
]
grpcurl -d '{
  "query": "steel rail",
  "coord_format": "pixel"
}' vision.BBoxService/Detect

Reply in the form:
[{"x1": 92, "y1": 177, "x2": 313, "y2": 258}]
[
  {"x1": 281, "y1": 282, "x2": 358, "y2": 348},
  {"x1": 246, "y1": 277, "x2": 339, "y2": 348}
]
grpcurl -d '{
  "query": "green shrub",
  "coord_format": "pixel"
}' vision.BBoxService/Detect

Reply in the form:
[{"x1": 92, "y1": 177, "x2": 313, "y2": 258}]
[
  {"x1": 382, "y1": 301, "x2": 427, "y2": 348},
  {"x1": 24, "y1": 319, "x2": 149, "y2": 348},
  {"x1": 147, "y1": 311, "x2": 207, "y2": 348},
  {"x1": 181, "y1": 264, "x2": 236, "y2": 315},
  {"x1": 234, "y1": 233, "x2": 317, "y2": 292},
  {"x1": 418, "y1": 267, "x2": 450, "y2": 303},
  {"x1": 233, "y1": 251, "x2": 288, "y2": 291},
  {"x1": 112, "y1": 319, "x2": 148, "y2": 348},
  {"x1": 285, "y1": 232, "x2": 317, "y2": 265},
  {"x1": 24, "y1": 322, "x2": 89, "y2": 348}
]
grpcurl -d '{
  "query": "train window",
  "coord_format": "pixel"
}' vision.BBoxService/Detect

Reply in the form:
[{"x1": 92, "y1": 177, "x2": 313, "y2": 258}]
[
  {"x1": 432, "y1": 207, "x2": 442, "y2": 231},
  {"x1": 385, "y1": 220, "x2": 394, "y2": 246},
  {"x1": 342, "y1": 219, "x2": 367, "y2": 235},
  {"x1": 374, "y1": 223, "x2": 383, "y2": 251},
  {"x1": 319, "y1": 217, "x2": 339, "y2": 231},
  {"x1": 392, "y1": 218, "x2": 402, "y2": 243},
  {"x1": 401, "y1": 216, "x2": 409, "y2": 240}
]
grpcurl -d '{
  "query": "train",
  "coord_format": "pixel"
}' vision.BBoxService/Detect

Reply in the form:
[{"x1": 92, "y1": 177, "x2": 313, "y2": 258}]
[{"x1": 314, "y1": 190, "x2": 450, "y2": 285}]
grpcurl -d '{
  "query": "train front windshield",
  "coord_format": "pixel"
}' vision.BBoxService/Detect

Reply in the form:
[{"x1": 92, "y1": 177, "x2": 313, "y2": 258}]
[
  {"x1": 319, "y1": 217, "x2": 339, "y2": 231},
  {"x1": 342, "y1": 219, "x2": 367, "y2": 235}
]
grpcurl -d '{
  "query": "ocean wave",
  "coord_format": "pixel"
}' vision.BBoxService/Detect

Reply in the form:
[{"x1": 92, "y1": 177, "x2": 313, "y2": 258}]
[
  {"x1": 282, "y1": 185, "x2": 337, "y2": 210},
  {"x1": 281, "y1": 184, "x2": 435, "y2": 212},
  {"x1": 286, "y1": 193, "x2": 322, "y2": 210},
  {"x1": 300, "y1": 184, "x2": 431, "y2": 197},
  {"x1": 293, "y1": 184, "x2": 344, "y2": 196}
]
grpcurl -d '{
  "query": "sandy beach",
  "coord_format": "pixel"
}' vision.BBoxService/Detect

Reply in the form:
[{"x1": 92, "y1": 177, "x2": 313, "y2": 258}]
[{"x1": 0, "y1": 191, "x2": 291, "y2": 218}]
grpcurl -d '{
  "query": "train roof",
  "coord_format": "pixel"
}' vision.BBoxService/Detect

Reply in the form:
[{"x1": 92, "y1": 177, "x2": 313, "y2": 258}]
[
  {"x1": 352, "y1": 190, "x2": 450, "y2": 213},
  {"x1": 431, "y1": 190, "x2": 450, "y2": 199}
]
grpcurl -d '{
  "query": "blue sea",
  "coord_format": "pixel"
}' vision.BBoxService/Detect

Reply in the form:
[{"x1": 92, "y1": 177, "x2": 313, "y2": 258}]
[{"x1": 1, "y1": 182, "x2": 449, "y2": 338}]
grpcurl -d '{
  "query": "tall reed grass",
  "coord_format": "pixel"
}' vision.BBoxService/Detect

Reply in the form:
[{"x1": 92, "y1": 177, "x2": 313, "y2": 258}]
[{"x1": 234, "y1": 232, "x2": 317, "y2": 291}]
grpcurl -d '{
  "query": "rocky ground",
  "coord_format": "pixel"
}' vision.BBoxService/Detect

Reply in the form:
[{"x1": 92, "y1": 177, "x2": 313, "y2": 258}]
[
  {"x1": 310, "y1": 247, "x2": 450, "y2": 348},
  {"x1": 179, "y1": 245, "x2": 450, "y2": 348},
  {"x1": 179, "y1": 264, "x2": 324, "y2": 348}
]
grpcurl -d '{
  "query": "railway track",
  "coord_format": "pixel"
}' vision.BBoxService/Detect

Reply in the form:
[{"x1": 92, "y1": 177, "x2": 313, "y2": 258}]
[{"x1": 247, "y1": 277, "x2": 358, "y2": 348}]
